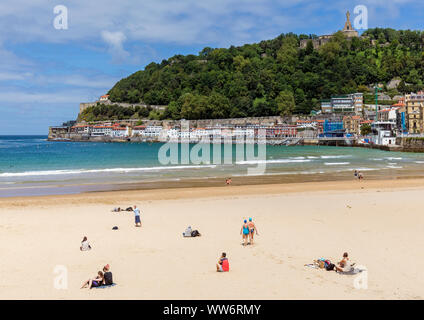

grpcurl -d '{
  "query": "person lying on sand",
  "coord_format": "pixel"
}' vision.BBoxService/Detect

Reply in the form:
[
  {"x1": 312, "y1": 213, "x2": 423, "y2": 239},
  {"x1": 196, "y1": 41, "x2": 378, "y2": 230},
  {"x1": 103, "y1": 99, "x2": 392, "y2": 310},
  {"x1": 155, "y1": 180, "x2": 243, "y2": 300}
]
[
  {"x1": 112, "y1": 207, "x2": 121, "y2": 212},
  {"x1": 335, "y1": 252, "x2": 354, "y2": 273},
  {"x1": 247, "y1": 218, "x2": 258, "y2": 245},
  {"x1": 81, "y1": 271, "x2": 104, "y2": 289},
  {"x1": 80, "y1": 236, "x2": 91, "y2": 251},
  {"x1": 216, "y1": 252, "x2": 229, "y2": 272},
  {"x1": 240, "y1": 220, "x2": 249, "y2": 246}
]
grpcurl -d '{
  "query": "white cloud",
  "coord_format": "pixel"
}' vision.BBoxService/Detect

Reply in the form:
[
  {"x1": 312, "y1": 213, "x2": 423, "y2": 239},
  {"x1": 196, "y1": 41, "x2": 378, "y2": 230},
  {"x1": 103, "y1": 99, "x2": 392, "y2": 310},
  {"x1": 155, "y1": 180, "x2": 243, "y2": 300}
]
[{"x1": 101, "y1": 30, "x2": 129, "y2": 62}]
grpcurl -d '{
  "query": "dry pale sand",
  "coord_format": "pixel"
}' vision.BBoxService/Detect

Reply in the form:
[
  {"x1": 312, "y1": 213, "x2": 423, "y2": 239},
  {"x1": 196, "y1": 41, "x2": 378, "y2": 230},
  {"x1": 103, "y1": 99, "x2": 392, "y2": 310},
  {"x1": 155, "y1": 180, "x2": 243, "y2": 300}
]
[{"x1": 0, "y1": 179, "x2": 424, "y2": 300}]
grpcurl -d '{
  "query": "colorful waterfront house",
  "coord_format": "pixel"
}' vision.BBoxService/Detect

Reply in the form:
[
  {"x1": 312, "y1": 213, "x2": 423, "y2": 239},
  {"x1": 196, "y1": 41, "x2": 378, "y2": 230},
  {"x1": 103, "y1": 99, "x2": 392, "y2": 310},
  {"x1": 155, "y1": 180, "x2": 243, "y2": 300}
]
[
  {"x1": 405, "y1": 92, "x2": 424, "y2": 134},
  {"x1": 343, "y1": 115, "x2": 362, "y2": 135},
  {"x1": 322, "y1": 120, "x2": 344, "y2": 137},
  {"x1": 132, "y1": 125, "x2": 146, "y2": 136},
  {"x1": 71, "y1": 124, "x2": 92, "y2": 134}
]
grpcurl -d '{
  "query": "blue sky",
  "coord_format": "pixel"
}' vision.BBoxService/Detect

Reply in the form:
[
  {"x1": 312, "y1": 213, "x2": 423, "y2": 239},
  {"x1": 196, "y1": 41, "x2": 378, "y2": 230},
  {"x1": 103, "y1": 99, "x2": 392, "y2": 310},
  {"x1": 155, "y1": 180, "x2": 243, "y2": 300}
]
[{"x1": 0, "y1": 0, "x2": 423, "y2": 134}]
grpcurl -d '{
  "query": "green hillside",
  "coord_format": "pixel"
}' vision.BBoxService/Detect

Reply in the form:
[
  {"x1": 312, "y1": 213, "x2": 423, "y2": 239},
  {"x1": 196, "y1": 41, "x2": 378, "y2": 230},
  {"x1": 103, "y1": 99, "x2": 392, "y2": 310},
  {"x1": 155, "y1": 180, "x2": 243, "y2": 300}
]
[{"x1": 103, "y1": 28, "x2": 424, "y2": 120}]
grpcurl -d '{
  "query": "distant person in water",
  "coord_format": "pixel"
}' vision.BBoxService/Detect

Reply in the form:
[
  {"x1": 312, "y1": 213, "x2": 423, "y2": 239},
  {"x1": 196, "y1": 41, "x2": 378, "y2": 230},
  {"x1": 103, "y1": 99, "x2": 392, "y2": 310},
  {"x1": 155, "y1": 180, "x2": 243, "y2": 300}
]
[
  {"x1": 240, "y1": 219, "x2": 250, "y2": 246},
  {"x1": 81, "y1": 271, "x2": 103, "y2": 289},
  {"x1": 247, "y1": 218, "x2": 259, "y2": 245},
  {"x1": 134, "y1": 205, "x2": 141, "y2": 227},
  {"x1": 216, "y1": 252, "x2": 229, "y2": 272},
  {"x1": 80, "y1": 236, "x2": 91, "y2": 251},
  {"x1": 226, "y1": 178, "x2": 232, "y2": 185}
]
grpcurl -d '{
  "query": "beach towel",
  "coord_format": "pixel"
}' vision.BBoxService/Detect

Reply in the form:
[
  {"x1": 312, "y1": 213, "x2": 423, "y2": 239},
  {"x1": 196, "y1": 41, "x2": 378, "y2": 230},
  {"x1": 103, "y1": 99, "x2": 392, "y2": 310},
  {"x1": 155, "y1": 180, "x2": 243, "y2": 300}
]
[
  {"x1": 304, "y1": 264, "x2": 319, "y2": 269},
  {"x1": 338, "y1": 267, "x2": 365, "y2": 275},
  {"x1": 93, "y1": 283, "x2": 117, "y2": 289}
]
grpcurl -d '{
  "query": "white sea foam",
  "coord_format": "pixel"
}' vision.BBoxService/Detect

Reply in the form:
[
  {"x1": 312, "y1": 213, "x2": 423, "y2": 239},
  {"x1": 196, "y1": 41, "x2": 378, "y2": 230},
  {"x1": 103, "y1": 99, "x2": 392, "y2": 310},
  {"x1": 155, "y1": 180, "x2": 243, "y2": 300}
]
[
  {"x1": 320, "y1": 155, "x2": 351, "y2": 159},
  {"x1": 385, "y1": 157, "x2": 402, "y2": 160},
  {"x1": 324, "y1": 162, "x2": 350, "y2": 166},
  {"x1": 414, "y1": 161, "x2": 424, "y2": 164},
  {"x1": 387, "y1": 165, "x2": 402, "y2": 169},
  {"x1": 236, "y1": 159, "x2": 312, "y2": 165},
  {"x1": 0, "y1": 165, "x2": 217, "y2": 177}
]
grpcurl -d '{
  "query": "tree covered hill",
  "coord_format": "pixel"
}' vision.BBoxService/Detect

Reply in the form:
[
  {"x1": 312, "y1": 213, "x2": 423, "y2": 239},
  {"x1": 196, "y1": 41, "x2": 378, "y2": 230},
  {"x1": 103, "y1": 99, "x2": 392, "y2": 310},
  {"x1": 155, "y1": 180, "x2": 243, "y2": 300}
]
[{"x1": 105, "y1": 28, "x2": 424, "y2": 120}]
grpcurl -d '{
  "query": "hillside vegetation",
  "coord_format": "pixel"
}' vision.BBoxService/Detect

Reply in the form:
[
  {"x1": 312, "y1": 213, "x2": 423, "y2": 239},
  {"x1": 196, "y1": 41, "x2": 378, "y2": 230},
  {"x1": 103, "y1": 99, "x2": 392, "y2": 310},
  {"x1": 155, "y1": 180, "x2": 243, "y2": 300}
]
[{"x1": 102, "y1": 28, "x2": 424, "y2": 121}]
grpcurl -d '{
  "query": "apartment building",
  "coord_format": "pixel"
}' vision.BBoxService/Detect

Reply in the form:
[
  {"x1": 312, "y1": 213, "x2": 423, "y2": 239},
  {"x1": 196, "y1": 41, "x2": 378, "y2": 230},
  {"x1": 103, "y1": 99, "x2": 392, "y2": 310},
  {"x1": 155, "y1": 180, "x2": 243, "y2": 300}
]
[{"x1": 405, "y1": 92, "x2": 424, "y2": 134}]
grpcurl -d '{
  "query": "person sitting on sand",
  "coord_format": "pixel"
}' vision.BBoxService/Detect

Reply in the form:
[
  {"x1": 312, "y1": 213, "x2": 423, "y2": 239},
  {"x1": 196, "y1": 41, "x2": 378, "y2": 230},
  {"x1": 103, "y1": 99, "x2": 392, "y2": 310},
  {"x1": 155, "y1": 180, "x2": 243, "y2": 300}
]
[
  {"x1": 103, "y1": 264, "x2": 113, "y2": 285},
  {"x1": 216, "y1": 252, "x2": 229, "y2": 272},
  {"x1": 134, "y1": 205, "x2": 141, "y2": 227},
  {"x1": 240, "y1": 219, "x2": 250, "y2": 246},
  {"x1": 335, "y1": 252, "x2": 353, "y2": 273},
  {"x1": 80, "y1": 236, "x2": 91, "y2": 251},
  {"x1": 247, "y1": 218, "x2": 259, "y2": 245},
  {"x1": 81, "y1": 271, "x2": 103, "y2": 289}
]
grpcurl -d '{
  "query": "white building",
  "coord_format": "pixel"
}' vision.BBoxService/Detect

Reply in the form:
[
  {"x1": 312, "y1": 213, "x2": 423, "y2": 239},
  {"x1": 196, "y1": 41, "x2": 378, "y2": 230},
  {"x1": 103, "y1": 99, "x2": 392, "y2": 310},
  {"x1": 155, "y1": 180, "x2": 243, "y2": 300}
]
[
  {"x1": 111, "y1": 126, "x2": 129, "y2": 137},
  {"x1": 132, "y1": 126, "x2": 146, "y2": 136},
  {"x1": 92, "y1": 126, "x2": 112, "y2": 136},
  {"x1": 99, "y1": 94, "x2": 110, "y2": 102},
  {"x1": 143, "y1": 125, "x2": 163, "y2": 137}
]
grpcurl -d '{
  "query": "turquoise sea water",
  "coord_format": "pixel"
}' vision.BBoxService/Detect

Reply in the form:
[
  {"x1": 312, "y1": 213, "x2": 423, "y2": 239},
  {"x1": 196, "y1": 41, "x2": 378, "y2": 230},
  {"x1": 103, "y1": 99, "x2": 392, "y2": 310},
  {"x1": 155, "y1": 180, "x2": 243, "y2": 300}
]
[{"x1": 1, "y1": 135, "x2": 424, "y2": 196}]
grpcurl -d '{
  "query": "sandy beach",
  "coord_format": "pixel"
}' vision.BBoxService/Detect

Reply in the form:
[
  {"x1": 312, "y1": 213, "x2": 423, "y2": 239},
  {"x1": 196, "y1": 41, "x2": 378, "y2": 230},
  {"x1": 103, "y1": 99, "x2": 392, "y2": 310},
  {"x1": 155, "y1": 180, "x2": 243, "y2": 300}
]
[{"x1": 1, "y1": 178, "x2": 424, "y2": 300}]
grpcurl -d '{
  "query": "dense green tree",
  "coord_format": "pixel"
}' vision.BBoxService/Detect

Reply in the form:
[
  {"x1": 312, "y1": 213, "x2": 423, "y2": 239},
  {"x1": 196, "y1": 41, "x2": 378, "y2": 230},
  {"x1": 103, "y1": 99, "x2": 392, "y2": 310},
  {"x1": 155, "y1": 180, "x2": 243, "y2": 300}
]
[
  {"x1": 99, "y1": 28, "x2": 424, "y2": 120},
  {"x1": 275, "y1": 90, "x2": 295, "y2": 116}
]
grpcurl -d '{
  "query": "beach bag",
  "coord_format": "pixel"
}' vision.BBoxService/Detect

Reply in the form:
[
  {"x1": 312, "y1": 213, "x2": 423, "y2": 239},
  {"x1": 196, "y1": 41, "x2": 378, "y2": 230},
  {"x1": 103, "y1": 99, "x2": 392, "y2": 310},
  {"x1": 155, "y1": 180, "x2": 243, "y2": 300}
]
[
  {"x1": 325, "y1": 263, "x2": 335, "y2": 271},
  {"x1": 191, "y1": 230, "x2": 200, "y2": 237}
]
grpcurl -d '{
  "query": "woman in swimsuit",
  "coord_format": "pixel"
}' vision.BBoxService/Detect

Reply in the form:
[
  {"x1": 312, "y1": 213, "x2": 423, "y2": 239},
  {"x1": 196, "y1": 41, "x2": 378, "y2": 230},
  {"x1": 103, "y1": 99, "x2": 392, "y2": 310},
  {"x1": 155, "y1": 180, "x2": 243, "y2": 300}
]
[
  {"x1": 81, "y1": 271, "x2": 104, "y2": 289},
  {"x1": 335, "y1": 252, "x2": 351, "y2": 273},
  {"x1": 240, "y1": 219, "x2": 250, "y2": 246},
  {"x1": 247, "y1": 218, "x2": 259, "y2": 245}
]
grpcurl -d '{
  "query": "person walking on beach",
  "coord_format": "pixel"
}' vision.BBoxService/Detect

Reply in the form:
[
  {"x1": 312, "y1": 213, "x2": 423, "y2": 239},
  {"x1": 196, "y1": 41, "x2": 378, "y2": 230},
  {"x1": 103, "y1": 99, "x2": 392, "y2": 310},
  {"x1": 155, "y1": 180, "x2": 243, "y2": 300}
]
[
  {"x1": 358, "y1": 171, "x2": 364, "y2": 181},
  {"x1": 216, "y1": 252, "x2": 229, "y2": 272},
  {"x1": 240, "y1": 219, "x2": 250, "y2": 246},
  {"x1": 134, "y1": 205, "x2": 141, "y2": 227},
  {"x1": 247, "y1": 218, "x2": 259, "y2": 245},
  {"x1": 354, "y1": 170, "x2": 358, "y2": 179}
]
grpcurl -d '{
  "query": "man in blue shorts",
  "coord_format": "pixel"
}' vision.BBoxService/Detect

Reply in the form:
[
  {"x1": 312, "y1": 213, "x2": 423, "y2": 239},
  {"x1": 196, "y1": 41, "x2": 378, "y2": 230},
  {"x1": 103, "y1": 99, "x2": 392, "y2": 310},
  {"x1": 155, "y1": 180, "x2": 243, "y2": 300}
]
[{"x1": 134, "y1": 205, "x2": 141, "y2": 227}]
